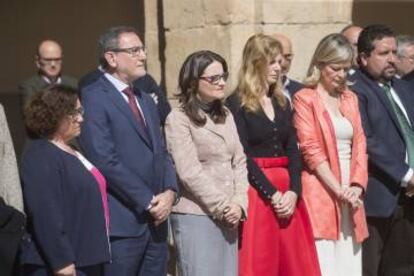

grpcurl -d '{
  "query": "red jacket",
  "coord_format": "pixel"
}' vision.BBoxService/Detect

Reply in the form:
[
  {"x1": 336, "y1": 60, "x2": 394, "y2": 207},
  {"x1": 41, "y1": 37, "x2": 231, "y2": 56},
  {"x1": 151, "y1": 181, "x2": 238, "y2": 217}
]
[{"x1": 293, "y1": 88, "x2": 368, "y2": 243}]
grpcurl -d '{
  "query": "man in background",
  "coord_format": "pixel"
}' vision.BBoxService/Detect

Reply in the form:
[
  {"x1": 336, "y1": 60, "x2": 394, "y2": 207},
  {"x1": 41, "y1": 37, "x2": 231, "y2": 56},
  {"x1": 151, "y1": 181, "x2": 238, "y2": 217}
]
[
  {"x1": 396, "y1": 35, "x2": 414, "y2": 86},
  {"x1": 341, "y1": 24, "x2": 363, "y2": 70},
  {"x1": 19, "y1": 39, "x2": 77, "y2": 107},
  {"x1": 274, "y1": 33, "x2": 303, "y2": 103}
]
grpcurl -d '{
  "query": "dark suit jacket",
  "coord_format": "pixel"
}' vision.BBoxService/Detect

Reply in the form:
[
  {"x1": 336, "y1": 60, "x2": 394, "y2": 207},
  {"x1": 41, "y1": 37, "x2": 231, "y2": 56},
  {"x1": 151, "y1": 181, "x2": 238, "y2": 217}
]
[
  {"x1": 285, "y1": 77, "x2": 303, "y2": 98},
  {"x1": 20, "y1": 139, "x2": 110, "y2": 271},
  {"x1": 79, "y1": 75, "x2": 177, "y2": 238},
  {"x1": 402, "y1": 69, "x2": 414, "y2": 90},
  {"x1": 19, "y1": 74, "x2": 78, "y2": 107},
  {"x1": 350, "y1": 69, "x2": 414, "y2": 217},
  {"x1": 79, "y1": 70, "x2": 171, "y2": 125},
  {"x1": 0, "y1": 198, "x2": 25, "y2": 276}
]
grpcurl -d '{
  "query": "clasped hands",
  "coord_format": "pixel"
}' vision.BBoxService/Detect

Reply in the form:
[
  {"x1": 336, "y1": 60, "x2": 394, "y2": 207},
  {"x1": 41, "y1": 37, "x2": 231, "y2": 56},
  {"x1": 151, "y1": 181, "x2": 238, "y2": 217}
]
[
  {"x1": 222, "y1": 202, "x2": 243, "y2": 229},
  {"x1": 148, "y1": 190, "x2": 176, "y2": 226},
  {"x1": 335, "y1": 185, "x2": 363, "y2": 209},
  {"x1": 271, "y1": 191, "x2": 298, "y2": 219},
  {"x1": 405, "y1": 176, "x2": 414, "y2": 198}
]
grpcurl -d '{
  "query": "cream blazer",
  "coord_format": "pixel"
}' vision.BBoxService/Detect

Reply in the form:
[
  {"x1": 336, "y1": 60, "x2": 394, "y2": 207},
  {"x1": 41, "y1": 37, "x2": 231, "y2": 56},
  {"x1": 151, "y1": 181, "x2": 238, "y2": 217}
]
[
  {"x1": 0, "y1": 104, "x2": 24, "y2": 213},
  {"x1": 165, "y1": 107, "x2": 248, "y2": 220}
]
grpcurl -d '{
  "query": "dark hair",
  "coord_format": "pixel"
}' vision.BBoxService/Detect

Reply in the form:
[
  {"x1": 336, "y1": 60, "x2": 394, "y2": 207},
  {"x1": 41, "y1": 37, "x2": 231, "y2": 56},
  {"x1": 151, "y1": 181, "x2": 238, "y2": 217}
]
[
  {"x1": 24, "y1": 86, "x2": 79, "y2": 138},
  {"x1": 357, "y1": 24, "x2": 395, "y2": 56},
  {"x1": 98, "y1": 26, "x2": 139, "y2": 69},
  {"x1": 177, "y1": 50, "x2": 228, "y2": 126}
]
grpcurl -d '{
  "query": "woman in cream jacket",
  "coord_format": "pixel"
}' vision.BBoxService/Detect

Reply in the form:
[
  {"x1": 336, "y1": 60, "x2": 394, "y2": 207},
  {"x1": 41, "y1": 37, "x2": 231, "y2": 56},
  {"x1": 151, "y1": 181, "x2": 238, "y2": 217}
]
[{"x1": 165, "y1": 50, "x2": 248, "y2": 276}]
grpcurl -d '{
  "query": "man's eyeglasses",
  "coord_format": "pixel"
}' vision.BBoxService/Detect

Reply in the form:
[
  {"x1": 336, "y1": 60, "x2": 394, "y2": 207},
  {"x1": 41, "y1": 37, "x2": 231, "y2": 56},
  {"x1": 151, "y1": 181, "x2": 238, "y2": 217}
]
[
  {"x1": 199, "y1": 72, "x2": 229, "y2": 85},
  {"x1": 69, "y1": 107, "x2": 84, "y2": 118},
  {"x1": 110, "y1": 46, "x2": 147, "y2": 57},
  {"x1": 39, "y1": 57, "x2": 63, "y2": 65}
]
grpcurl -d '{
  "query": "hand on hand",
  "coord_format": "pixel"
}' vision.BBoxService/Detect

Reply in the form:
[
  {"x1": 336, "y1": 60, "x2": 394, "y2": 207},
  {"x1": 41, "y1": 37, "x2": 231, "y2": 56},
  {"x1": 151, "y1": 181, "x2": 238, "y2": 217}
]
[
  {"x1": 340, "y1": 186, "x2": 363, "y2": 209},
  {"x1": 54, "y1": 264, "x2": 76, "y2": 276},
  {"x1": 273, "y1": 191, "x2": 298, "y2": 219},
  {"x1": 149, "y1": 190, "x2": 176, "y2": 226},
  {"x1": 406, "y1": 176, "x2": 414, "y2": 197},
  {"x1": 223, "y1": 203, "x2": 243, "y2": 228},
  {"x1": 271, "y1": 191, "x2": 283, "y2": 206}
]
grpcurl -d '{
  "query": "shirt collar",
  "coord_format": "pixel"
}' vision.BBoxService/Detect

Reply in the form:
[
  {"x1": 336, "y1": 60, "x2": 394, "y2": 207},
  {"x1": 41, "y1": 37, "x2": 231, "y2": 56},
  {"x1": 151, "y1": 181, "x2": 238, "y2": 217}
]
[
  {"x1": 104, "y1": 72, "x2": 129, "y2": 92},
  {"x1": 41, "y1": 74, "x2": 61, "y2": 85}
]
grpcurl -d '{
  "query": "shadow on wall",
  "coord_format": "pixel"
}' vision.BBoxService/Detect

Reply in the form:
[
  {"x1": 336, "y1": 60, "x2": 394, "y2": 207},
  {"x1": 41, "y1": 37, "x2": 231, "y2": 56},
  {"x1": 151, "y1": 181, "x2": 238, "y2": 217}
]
[
  {"x1": 352, "y1": 0, "x2": 414, "y2": 35},
  {"x1": 0, "y1": 0, "x2": 144, "y2": 159}
]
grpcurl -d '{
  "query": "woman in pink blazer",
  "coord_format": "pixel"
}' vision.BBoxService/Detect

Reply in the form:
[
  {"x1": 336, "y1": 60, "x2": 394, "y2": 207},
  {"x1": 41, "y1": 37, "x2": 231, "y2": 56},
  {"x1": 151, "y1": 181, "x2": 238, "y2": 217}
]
[{"x1": 293, "y1": 33, "x2": 368, "y2": 276}]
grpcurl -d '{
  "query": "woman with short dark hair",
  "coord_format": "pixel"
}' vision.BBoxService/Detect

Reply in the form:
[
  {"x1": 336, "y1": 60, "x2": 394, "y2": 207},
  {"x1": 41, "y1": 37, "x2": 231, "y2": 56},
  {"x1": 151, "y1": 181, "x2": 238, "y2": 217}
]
[
  {"x1": 20, "y1": 86, "x2": 110, "y2": 276},
  {"x1": 165, "y1": 50, "x2": 248, "y2": 276}
]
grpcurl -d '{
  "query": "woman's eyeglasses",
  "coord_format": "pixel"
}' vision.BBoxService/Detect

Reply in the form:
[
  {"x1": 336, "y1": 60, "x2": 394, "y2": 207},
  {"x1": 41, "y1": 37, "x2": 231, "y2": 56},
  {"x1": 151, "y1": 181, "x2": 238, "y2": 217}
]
[
  {"x1": 69, "y1": 107, "x2": 84, "y2": 118},
  {"x1": 199, "y1": 72, "x2": 229, "y2": 85}
]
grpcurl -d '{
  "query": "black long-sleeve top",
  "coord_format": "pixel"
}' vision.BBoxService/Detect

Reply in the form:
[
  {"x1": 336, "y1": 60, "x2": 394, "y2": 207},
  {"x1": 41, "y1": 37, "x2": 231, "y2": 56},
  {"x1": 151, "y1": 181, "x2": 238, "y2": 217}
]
[{"x1": 226, "y1": 94, "x2": 302, "y2": 201}]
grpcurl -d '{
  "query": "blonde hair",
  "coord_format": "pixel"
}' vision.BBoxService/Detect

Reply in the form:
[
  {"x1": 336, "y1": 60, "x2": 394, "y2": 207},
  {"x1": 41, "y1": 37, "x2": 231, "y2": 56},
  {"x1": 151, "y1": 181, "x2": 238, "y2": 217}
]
[
  {"x1": 304, "y1": 33, "x2": 353, "y2": 87},
  {"x1": 236, "y1": 33, "x2": 286, "y2": 112}
]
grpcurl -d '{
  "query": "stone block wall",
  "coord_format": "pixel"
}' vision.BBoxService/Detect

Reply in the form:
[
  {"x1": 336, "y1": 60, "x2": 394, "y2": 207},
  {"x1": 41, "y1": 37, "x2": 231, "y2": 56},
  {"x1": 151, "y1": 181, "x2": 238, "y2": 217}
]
[{"x1": 146, "y1": 0, "x2": 354, "y2": 100}]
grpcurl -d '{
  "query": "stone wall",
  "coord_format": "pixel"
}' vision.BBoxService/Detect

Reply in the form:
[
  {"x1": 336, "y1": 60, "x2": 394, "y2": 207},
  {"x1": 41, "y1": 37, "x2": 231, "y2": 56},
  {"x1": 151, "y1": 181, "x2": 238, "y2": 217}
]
[{"x1": 146, "y1": 0, "x2": 354, "y2": 100}]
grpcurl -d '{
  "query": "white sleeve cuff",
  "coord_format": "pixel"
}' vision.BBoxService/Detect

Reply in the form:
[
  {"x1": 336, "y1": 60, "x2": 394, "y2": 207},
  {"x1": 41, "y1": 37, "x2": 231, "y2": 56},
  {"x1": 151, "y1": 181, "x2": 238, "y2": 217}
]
[{"x1": 401, "y1": 168, "x2": 413, "y2": 187}]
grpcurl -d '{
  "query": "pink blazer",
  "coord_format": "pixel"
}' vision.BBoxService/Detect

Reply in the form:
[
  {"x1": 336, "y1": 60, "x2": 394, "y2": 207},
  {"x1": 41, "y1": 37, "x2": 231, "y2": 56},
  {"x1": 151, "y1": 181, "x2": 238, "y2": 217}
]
[{"x1": 293, "y1": 88, "x2": 368, "y2": 243}]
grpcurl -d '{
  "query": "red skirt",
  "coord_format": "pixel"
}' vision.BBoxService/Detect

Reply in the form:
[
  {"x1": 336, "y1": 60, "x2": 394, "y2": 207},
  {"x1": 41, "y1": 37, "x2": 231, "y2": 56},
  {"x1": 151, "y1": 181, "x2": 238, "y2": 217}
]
[{"x1": 239, "y1": 157, "x2": 321, "y2": 276}]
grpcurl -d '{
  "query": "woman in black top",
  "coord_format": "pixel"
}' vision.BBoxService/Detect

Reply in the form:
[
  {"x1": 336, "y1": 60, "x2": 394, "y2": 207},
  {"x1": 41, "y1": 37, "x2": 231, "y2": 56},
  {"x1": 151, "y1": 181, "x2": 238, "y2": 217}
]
[{"x1": 227, "y1": 33, "x2": 320, "y2": 276}]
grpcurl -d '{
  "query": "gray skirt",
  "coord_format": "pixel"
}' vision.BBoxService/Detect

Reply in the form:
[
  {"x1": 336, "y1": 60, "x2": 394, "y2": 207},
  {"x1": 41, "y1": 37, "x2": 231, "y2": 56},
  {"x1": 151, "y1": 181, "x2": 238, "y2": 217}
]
[{"x1": 170, "y1": 213, "x2": 238, "y2": 276}]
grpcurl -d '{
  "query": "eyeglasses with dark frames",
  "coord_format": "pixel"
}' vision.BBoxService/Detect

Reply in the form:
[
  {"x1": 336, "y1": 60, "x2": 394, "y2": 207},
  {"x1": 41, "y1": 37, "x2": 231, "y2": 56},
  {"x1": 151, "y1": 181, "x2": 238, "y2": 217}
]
[
  {"x1": 199, "y1": 72, "x2": 229, "y2": 85},
  {"x1": 69, "y1": 107, "x2": 84, "y2": 118},
  {"x1": 110, "y1": 46, "x2": 147, "y2": 57}
]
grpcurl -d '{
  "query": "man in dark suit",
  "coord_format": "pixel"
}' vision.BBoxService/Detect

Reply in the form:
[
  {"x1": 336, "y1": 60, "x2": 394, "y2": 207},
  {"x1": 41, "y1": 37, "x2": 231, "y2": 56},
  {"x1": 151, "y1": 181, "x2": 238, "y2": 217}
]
[
  {"x1": 79, "y1": 69, "x2": 171, "y2": 125},
  {"x1": 79, "y1": 26, "x2": 178, "y2": 276},
  {"x1": 404, "y1": 69, "x2": 414, "y2": 83},
  {"x1": 274, "y1": 33, "x2": 303, "y2": 103},
  {"x1": 350, "y1": 24, "x2": 414, "y2": 276},
  {"x1": 19, "y1": 40, "x2": 77, "y2": 107}
]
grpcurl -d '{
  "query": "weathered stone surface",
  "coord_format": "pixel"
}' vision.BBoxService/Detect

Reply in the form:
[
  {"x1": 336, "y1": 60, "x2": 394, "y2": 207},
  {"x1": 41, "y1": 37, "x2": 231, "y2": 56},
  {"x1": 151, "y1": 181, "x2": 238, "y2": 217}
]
[
  {"x1": 158, "y1": 0, "x2": 353, "y2": 100},
  {"x1": 163, "y1": 0, "x2": 204, "y2": 30},
  {"x1": 229, "y1": 0, "x2": 256, "y2": 24},
  {"x1": 261, "y1": 0, "x2": 352, "y2": 24},
  {"x1": 144, "y1": 0, "x2": 159, "y2": 32},
  {"x1": 145, "y1": 31, "x2": 162, "y2": 83},
  {"x1": 204, "y1": 0, "x2": 233, "y2": 25},
  {"x1": 164, "y1": 26, "x2": 231, "y2": 97}
]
